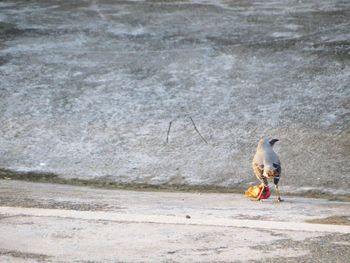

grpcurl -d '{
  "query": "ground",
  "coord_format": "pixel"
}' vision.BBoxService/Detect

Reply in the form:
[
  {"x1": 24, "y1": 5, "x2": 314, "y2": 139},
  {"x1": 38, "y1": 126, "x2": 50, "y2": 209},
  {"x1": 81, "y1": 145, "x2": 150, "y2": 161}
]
[
  {"x1": 0, "y1": 0, "x2": 349, "y2": 193},
  {"x1": 0, "y1": 180, "x2": 350, "y2": 262},
  {"x1": 1, "y1": 1, "x2": 350, "y2": 261}
]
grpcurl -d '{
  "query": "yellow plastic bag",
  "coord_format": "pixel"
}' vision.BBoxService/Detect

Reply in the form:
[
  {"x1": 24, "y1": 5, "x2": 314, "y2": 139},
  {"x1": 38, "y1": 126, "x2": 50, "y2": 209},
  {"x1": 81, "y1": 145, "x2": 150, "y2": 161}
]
[
  {"x1": 245, "y1": 185, "x2": 271, "y2": 200},
  {"x1": 245, "y1": 185, "x2": 261, "y2": 199}
]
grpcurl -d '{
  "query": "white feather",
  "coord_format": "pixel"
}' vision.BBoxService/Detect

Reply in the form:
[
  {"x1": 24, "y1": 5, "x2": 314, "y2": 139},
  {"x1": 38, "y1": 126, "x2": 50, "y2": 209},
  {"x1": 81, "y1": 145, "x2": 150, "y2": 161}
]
[{"x1": 253, "y1": 138, "x2": 280, "y2": 171}]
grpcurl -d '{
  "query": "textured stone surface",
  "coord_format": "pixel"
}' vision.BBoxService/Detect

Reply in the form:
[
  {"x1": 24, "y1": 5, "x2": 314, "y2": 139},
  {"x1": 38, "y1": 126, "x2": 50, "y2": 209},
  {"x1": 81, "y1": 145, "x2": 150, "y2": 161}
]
[{"x1": 0, "y1": 0, "x2": 349, "y2": 192}]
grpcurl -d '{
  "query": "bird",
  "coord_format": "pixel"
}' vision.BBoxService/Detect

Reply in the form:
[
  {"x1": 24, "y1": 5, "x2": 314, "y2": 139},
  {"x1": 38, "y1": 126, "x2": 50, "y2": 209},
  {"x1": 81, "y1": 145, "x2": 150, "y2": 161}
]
[{"x1": 252, "y1": 138, "x2": 282, "y2": 201}]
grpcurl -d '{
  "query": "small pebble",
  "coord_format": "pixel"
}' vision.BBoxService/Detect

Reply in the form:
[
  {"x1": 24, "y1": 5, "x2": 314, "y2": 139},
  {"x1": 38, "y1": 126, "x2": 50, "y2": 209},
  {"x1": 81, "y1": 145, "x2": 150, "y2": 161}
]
[{"x1": 186, "y1": 215, "x2": 191, "y2": 219}]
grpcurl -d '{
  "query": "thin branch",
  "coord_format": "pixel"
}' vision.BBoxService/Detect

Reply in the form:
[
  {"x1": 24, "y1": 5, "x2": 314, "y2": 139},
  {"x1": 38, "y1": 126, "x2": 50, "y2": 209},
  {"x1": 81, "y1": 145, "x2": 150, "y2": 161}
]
[
  {"x1": 188, "y1": 116, "x2": 208, "y2": 144},
  {"x1": 166, "y1": 121, "x2": 173, "y2": 143}
]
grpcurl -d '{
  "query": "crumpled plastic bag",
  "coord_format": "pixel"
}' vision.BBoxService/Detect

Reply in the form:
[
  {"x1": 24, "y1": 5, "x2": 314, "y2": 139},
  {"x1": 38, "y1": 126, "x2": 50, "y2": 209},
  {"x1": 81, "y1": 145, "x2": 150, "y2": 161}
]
[{"x1": 245, "y1": 185, "x2": 271, "y2": 200}]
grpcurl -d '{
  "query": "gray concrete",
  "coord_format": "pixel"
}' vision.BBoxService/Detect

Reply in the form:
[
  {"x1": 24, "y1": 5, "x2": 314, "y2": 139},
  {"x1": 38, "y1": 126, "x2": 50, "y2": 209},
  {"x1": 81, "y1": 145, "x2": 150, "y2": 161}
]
[
  {"x1": 1, "y1": 180, "x2": 350, "y2": 262},
  {"x1": 0, "y1": 0, "x2": 349, "y2": 192}
]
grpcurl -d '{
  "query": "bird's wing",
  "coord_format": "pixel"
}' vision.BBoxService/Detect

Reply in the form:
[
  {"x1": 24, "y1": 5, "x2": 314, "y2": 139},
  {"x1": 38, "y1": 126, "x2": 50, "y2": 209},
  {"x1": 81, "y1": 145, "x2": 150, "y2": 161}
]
[
  {"x1": 252, "y1": 161, "x2": 264, "y2": 180},
  {"x1": 272, "y1": 162, "x2": 281, "y2": 185},
  {"x1": 272, "y1": 162, "x2": 281, "y2": 177}
]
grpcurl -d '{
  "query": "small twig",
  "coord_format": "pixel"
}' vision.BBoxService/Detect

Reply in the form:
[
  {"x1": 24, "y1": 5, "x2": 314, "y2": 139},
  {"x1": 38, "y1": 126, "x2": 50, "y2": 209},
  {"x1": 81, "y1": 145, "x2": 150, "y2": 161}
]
[
  {"x1": 188, "y1": 116, "x2": 208, "y2": 144},
  {"x1": 166, "y1": 121, "x2": 173, "y2": 143}
]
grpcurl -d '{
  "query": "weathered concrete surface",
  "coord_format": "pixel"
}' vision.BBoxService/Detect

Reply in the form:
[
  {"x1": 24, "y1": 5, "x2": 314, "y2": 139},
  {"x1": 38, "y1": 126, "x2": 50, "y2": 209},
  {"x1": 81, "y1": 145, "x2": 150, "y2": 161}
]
[
  {"x1": 0, "y1": 0, "x2": 349, "y2": 192},
  {"x1": 1, "y1": 180, "x2": 350, "y2": 262}
]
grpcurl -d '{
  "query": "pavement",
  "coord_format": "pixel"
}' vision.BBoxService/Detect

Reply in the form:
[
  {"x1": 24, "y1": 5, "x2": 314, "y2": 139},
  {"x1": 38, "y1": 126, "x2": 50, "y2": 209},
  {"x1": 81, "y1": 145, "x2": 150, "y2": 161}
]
[{"x1": 1, "y1": 180, "x2": 350, "y2": 262}]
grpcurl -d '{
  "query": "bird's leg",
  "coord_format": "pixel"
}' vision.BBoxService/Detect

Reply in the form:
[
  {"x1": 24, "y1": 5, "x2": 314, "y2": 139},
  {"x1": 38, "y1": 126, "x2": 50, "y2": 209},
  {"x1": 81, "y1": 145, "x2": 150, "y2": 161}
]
[
  {"x1": 256, "y1": 186, "x2": 264, "y2": 201},
  {"x1": 255, "y1": 180, "x2": 267, "y2": 201},
  {"x1": 274, "y1": 184, "x2": 283, "y2": 202},
  {"x1": 253, "y1": 179, "x2": 265, "y2": 201}
]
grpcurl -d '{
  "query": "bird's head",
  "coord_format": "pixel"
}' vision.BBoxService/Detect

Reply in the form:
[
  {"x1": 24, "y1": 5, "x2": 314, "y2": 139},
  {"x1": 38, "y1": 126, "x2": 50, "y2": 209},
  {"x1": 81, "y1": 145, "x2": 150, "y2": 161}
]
[
  {"x1": 258, "y1": 138, "x2": 279, "y2": 149},
  {"x1": 269, "y1": 138, "x2": 279, "y2": 146}
]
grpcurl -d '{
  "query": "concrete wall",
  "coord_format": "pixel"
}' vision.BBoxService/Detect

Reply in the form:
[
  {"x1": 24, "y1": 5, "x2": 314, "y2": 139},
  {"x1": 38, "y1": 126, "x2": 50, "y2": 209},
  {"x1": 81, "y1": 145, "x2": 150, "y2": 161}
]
[{"x1": 0, "y1": 0, "x2": 349, "y2": 193}]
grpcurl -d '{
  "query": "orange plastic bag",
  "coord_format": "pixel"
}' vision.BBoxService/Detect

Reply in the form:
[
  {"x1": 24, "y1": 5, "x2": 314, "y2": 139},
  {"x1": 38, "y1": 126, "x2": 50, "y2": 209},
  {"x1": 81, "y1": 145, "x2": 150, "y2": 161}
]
[{"x1": 245, "y1": 185, "x2": 271, "y2": 200}]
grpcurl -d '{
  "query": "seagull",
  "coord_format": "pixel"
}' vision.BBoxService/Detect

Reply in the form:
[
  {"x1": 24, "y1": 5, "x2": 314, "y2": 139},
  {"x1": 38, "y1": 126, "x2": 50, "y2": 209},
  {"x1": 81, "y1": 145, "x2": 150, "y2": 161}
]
[{"x1": 252, "y1": 138, "x2": 282, "y2": 201}]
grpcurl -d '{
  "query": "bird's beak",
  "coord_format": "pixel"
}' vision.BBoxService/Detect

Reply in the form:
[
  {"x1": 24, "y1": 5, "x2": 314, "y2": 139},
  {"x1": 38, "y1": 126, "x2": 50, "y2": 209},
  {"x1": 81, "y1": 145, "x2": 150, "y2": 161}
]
[{"x1": 269, "y1": 139, "x2": 279, "y2": 146}]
